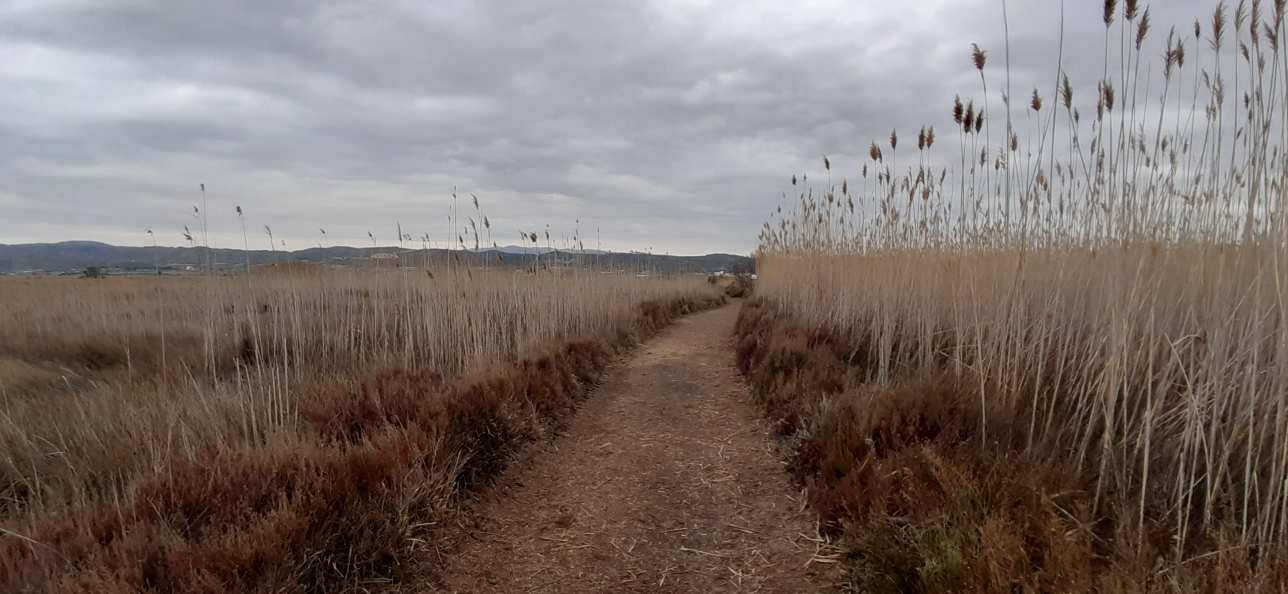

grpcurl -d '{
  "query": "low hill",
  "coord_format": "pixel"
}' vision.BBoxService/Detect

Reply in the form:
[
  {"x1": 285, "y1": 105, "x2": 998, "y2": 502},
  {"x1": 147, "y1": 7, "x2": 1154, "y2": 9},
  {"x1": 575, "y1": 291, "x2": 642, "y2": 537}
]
[{"x1": 0, "y1": 241, "x2": 752, "y2": 275}]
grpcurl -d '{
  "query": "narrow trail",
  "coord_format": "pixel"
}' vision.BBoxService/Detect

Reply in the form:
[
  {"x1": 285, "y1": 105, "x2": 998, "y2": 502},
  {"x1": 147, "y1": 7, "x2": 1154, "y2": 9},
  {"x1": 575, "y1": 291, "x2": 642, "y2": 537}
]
[{"x1": 431, "y1": 304, "x2": 838, "y2": 593}]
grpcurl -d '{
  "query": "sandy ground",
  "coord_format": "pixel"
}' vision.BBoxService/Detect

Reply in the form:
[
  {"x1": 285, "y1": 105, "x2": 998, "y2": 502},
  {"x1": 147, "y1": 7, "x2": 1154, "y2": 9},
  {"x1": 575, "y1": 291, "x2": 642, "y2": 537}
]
[{"x1": 427, "y1": 304, "x2": 839, "y2": 593}]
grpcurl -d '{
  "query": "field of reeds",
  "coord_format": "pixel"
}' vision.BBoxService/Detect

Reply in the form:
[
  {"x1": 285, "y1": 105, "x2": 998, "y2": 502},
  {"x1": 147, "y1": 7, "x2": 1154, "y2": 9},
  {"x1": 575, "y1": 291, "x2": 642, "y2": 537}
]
[
  {"x1": 0, "y1": 263, "x2": 721, "y2": 591},
  {"x1": 746, "y1": 0, "x2": 1288, "y2": 590}
]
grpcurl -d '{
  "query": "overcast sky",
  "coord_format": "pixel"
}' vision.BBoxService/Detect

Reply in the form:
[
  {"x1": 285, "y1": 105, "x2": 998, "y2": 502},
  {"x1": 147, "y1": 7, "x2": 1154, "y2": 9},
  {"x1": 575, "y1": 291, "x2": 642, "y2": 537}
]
[{"x1": 0, "y1": 0, "x2": 1218, "y2": 255}]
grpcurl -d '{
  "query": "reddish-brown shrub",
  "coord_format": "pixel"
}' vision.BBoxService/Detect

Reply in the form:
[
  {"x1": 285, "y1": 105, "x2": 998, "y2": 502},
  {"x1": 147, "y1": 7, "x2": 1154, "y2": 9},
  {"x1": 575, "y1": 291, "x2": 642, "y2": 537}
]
[{"x1": 301, "y1": 370, "x2": 445, "y2": 442}]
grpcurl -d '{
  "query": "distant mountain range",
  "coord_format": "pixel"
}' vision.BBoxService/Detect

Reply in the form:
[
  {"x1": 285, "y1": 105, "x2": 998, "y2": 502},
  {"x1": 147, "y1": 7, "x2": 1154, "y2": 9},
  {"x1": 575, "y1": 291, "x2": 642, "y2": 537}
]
[
  {"x1": 482, "y1": 245, "x2": 611, "y2": 256},
  {"x1": 0, "y1": 241, "x2": 753, "y2": 275}
]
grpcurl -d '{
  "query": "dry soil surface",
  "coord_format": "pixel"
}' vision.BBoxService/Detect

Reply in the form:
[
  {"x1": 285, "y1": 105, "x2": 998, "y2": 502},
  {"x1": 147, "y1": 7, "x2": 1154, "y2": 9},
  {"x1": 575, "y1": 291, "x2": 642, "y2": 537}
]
[{"x1": 430, "y1": 304, "x2": 839, "y2": 593}]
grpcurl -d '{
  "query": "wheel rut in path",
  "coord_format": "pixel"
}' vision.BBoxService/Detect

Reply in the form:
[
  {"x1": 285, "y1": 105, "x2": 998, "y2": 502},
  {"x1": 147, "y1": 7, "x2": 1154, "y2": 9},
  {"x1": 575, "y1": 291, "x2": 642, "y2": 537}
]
[{"x1": 431, "y1": 303, "x2": 838, "y2": 593}]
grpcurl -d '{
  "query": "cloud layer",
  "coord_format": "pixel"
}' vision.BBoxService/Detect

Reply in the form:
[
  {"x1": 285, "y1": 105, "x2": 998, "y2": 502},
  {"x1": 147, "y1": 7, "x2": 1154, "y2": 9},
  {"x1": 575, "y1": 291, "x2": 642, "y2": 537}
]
[{"x1": 0, "y1": 0, "x2": 1216, "y2": 254}]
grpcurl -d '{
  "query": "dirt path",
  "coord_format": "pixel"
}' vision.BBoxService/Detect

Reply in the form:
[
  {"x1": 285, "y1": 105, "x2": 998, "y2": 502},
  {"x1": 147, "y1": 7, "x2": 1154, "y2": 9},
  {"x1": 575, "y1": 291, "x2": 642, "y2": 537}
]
[{"x1": 430, "y1": 304, "x2": 838, "y2": 593}]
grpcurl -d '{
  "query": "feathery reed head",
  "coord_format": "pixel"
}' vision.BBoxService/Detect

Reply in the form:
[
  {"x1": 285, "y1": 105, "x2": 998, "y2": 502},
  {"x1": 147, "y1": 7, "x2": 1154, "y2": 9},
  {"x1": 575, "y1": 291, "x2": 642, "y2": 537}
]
[
  {"x1": 1212, "y1": 1, "x2": 1228, "y2": 50},
  {"x1": 1136, "y1": 7, "x2": 1151, "y2": 49},
  {"x1": 971, "y1": 43, "x2": 987, "y2": 71},
  {"x1": 1251, "y1": 0, "x2": 1262, "y2": 44}
]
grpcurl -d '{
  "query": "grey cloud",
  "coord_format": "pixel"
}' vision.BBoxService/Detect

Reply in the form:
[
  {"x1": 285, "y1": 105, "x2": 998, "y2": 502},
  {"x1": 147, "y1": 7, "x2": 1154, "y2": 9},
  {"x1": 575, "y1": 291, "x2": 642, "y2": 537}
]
[{"x1": 0, "y1": 0, "x2": 1224, "y2": 253}]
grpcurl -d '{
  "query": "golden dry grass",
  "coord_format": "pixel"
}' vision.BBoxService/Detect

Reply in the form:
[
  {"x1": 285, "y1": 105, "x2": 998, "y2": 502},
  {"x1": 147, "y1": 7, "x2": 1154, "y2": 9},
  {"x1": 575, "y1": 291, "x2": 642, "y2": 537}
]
[
  {"x1": 0, "y1": 267, "x2": 708, "y2": 514},
  {"x1": 0, "y1": 264, "x2": 721, "y2": 592}
]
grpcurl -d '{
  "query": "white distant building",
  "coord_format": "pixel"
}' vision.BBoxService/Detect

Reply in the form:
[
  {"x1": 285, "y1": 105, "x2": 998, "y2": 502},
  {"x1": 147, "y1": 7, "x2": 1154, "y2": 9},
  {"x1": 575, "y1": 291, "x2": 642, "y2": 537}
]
[{"x1": 370, "y1": 253, "x2": 400, "y2": 266}]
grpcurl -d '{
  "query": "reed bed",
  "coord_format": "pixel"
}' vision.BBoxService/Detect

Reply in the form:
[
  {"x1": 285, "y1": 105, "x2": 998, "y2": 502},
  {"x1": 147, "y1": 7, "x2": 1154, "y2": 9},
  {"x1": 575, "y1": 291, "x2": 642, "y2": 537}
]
[
  {"x1": 753, "y1": 0, "x2": 1288, "y2": 589},
  {"x1": 0, "y1": 265, "x2": 703, "y2": 513},
  {"x1": 0, "y1": 263, "x2": 716, "y2": 591}
]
